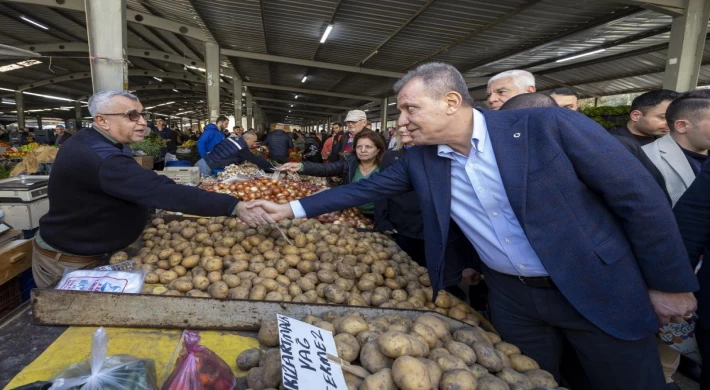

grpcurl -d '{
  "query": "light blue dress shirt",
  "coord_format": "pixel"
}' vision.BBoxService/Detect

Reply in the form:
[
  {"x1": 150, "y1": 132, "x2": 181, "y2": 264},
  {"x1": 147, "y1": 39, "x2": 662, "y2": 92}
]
[
  {"x1": 437, "y1": 109, "x2": 548, "y2": 277},
  {"x1": 291, "y1": 109, "x2": 549, "y2": 277}
]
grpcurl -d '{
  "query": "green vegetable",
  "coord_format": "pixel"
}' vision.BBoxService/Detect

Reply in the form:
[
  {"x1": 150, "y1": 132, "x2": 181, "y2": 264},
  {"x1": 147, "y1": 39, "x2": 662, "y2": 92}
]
[{"x1": 132, "y1": 133, "x2": 167, "y2": 158}]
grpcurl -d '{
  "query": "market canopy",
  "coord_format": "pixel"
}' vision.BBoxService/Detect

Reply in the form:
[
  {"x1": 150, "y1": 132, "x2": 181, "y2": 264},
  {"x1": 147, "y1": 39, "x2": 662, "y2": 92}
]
[{"x1": 0, "y1": 0, "x2": 707, "y2": 126}]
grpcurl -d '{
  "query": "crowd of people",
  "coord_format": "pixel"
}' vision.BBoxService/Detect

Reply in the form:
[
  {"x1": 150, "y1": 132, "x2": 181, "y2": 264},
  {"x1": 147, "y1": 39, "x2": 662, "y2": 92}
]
[{"x1": 28, "y1": 60, "x2": 710, "y2": 390}]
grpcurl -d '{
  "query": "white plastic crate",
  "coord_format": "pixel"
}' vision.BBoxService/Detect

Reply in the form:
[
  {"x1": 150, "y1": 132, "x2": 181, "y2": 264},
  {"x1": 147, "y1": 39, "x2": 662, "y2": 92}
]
[{"x1": 156, "y1": 166, "x2": 200, "y2": 184}]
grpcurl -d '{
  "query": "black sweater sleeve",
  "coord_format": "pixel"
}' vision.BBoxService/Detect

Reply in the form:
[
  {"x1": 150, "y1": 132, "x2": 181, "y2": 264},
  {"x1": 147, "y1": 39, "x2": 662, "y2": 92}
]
[
  {"x1": 300, "y1": 160, "x2": 347, "y2": 178},
  {"x1": 99, "y1": 154, "x2": 239, "y2": 216}
]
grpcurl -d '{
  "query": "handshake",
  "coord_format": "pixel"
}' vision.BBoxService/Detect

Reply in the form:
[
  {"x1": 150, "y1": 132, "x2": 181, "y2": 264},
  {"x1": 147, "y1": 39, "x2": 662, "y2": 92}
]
[{"x1": 236, "y1": 199, "x2": 296, "y2": 227}]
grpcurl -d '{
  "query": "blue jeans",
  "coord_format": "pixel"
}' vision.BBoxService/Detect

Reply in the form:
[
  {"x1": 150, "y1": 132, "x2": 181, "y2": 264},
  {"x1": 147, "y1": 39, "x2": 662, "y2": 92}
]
[{"x1": 194, "y1": 158, "x2": 212, "y2": 177}]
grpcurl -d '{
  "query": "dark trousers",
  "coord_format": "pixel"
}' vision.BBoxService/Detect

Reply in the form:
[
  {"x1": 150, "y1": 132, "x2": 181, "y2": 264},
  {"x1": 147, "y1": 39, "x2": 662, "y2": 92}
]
[
  {"x1": 696, "y1": 322, "x2": 710, "y2": 388},
  {"x1": 271, "y1": 155, "x2": 288, "y2": 164},
  {"x1": 484, "y1": 266, "x2": 666, "y2": 390},
  {"x1": 394, "y1": 234, "x2": 426, "y2": 267}
]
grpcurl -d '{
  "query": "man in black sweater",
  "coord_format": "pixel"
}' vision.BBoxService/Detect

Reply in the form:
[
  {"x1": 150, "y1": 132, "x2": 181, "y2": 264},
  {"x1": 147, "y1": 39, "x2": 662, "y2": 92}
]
[
  {"x1": 194, "y1": 131, "x2": 273, "y2": 176},
  {"x1": 33, "y1": 90, "x2": 274, "y2": 288}
]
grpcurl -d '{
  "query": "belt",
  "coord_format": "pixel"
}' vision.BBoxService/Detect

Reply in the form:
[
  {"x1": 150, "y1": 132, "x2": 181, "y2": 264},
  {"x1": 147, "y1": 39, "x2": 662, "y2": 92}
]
[
  {"x1": 33, "y1": 240, "x2": 100, "y2": 264},
  {"x1": 490, "y1": 268, "x2": 557, "y2": 289}
]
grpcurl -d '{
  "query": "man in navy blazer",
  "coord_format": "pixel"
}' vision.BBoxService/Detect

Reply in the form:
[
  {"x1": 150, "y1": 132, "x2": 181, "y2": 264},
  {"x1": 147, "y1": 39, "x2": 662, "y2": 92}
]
[{"x1": 251, "y1": 63, "x2": 698, "y2": 388}]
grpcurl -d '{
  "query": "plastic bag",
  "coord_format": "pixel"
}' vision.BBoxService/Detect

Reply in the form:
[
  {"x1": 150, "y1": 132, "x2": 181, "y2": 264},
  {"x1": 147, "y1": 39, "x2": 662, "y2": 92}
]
[
  {"x1": 161, "y1": 331, "x2": 236, "y2": 390},
  {"x1": 164, "y1": 153, "x2": 178, "y2": 163},
  {"x1": 55, "y1": 269, "x2": 146, "y2": 293},
  {"x1": 49, "y1": 327, "x2": 158, "y2": 390}
]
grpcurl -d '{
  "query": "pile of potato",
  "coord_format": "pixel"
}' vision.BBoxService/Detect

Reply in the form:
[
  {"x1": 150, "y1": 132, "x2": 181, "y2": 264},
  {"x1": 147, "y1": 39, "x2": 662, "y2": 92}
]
[
  {"x1": 238, "y1": 312, "x2": 563, "y2": 390},
  {"x1": 123, "y1": 216, "x2": 482, "y2": 325}
]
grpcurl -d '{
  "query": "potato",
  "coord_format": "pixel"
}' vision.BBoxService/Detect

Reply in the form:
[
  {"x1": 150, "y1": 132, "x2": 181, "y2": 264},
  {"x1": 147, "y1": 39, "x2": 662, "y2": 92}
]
[
  {"x1": 440, "y1": 369, "x2": 477, "y2": 390},
  {"x1": 109, "y1": 251, "x2": 128, "y2": 264},
  {"x1": 359, "y1": 340, "x2": 393, "y2": 374},
  {"x1": 222, "y1": 274, "x2": 241, "y2": 288},
  {"x1": 207, "y1": 271, "x2": 222, "y2": 283},
  {"x1": 192, "y1": 275, "x2": 210, "y2": 291},
  {"x1": 473, "y1": 342, "x2": 504, "y2": 372},
  {"x1": 314, "y1": 321, "x2": 335, "y2": 332},
  {"x1": 412, "y1": 323, "x2": 438, "y2": 348},
  {"x1": 470, "y1": 363, "x2": 489, "y2": 379},
  {"x1": 172, "y1": 265, "x2": 187, "y2": 276},
  {"x1": 265, "y1": 291, "x2": 284, "y2": 301},
  {"x1": 478, "y1": 374, "x2": 511, "y2": 390},
  {"x1": 497, "y1": 350, "x2": 511, "y2": 369},
  {"x1": 433, "y1": 353, "x2": 468, "y2": 372},
  {"x1": 336, "y1": 316, "x2": 369, "y2": 336},
  {"x1": 417, "y1": 357, "x2": 443, "y2": 389},
  {"x1": 249, "y1": 285, "x2": 267, "y2": 300},
  {"x1": 525, "y1": 369, "x2": 558, "y2": 388},
  {"x1": 259, "y1": 267, "x2": 279, "y2": 279},
  {"x1": 226, "y1": 260, "x2": 249, "y2": 275},
  {"x1": 378, "y1": 331, "x2": 413, "y2": 358},
  {"x1": 334, "y1": 333, "x2": 360, "y2": 362},
  {"x1": 144, "y1": 272, "x2": 159, "y2": 284},
  {"x1": 360, "y1": 368, "x2": 397, "y2": 390},
  {"x1": 408, "y1": 334, "x2": 430, "y2": 357},
  {"x1": 246, "y1": 367, "x2": 270, "y2": 390},
  {"x1": 414, "y1": 315, "x2": 449, "y2": 340},
  {"x1": 236, "y1": 348, "x2": 261, "y2": 371},
  {"x1": 157, "y1": 260, "x2": 171, "y2": 270},
  {"x1": 151, "y1": 286, "x2": 167, "y2": 295},
  {"x1": 494, "y1": 342, "x2": 521, "y2": 356},
  {"x1": 208, "y1": 281, "x2": 228, "y2": 298},
  {"x1": 159, "y1": 270, "x2": 178, "y2": 284},
  {"x1": 163, "y1": 290, "x2": 182, "y2": 296},
  {"x1": 284, "y1": 268, "x2": 301, "y2": 282},
  {"x1": 181, "y1": 227, "x2": 196, "y2": 239},
  {"x1": 445, "y1": 340, "x2": 476, "y2": 365},
  {"x1": 258, "y1": 319, "x2": 279, "y2": 347},
  {"x1": 391, "y1": 356, "x2": 429, "y2": 390},
  {"x1": 509, "y1": 354, "x2": 539, "y2": 373},
  {"x1": 158, "y1": 248, "x2": 174, "y2": 260},
  {"x1": 181, "y1": 255, "x2": 200, "y2": 268},
  {"x1": 141, "y1": 284, "x2": 153, "y2": 294},
  {"x1": 186, "y1": 289, "x2": 210, "y2": 297},
  {"x1": 496, "y1": 368, "x2": 533, "y2": 389},
  {"x1": 202, "y1": 257, "x2": 222, "y2": 272},
  {"x1": 166, "y1": 253, "x2": 182, "y2": 267},
  {"x1": 214, "y1": 246, "x2": 230, "y2": 257},
  {"x1": 324, "y1": 284, "x2": 346, "y2": 303},
  {"x1": 357, "y1": 331, "x2": 381, "y2": 345},
  {"x1": 228, "y1": 286, "x2": 250, "y2": 299},
  {"x1": 173, "y1": 279, "x2": 193, "y2": 293},
  {"x1": 192, "y1": 265, "x2": 207, "y2": 277},
  {"x1": 486, "y1": 332, "x2": 502, "y2": 344},
  {"x1": 317, "y1": 269, "x2": 336, "y2": 283}
]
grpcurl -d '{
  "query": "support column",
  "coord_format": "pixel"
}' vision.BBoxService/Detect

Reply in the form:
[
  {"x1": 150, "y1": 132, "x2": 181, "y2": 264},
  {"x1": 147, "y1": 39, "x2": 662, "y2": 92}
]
[
  {"x1": 233, "y1": 78, "x2": 243, "y2": 125},
  {"x1": 246, "y1": 92, "x2": 253, "y2": 130},
  {"x1": 85, "y1": 0, "x2": 127, "y2": 92},
  {"x1": 15, "y1": 91, "x2": 24, "y2": 129},
  {"x1": 36, "y1": 115, "x2": 42, "y2": 130},
  {"x1": 380, "y1": 98, "x2": 389, "y2": 131},
  {"x1": 204, "y1": 41, "x2": 221, "y2": 123},
  {"x1": 663, "y1": 0, "x2": 710, "y2": 92},
  {"x1": 190, "y1": 118, "x2": 193, "y2": 132},
  {"x1": 254, "y1": 104, "x2": 261, "y2": 132},
  {"x1": 74, "y1": 100, "x2": 82, "y2": 130}
]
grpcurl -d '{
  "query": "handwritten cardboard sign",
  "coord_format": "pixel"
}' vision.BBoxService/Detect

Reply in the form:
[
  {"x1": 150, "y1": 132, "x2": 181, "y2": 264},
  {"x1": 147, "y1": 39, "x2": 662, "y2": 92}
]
[{"x1": 276, "y1": 314, "x2": 348, "y2": 390}]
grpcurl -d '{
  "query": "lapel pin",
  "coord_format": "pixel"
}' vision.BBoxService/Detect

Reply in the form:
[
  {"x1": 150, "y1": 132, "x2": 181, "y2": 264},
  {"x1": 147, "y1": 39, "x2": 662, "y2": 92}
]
[{"x1": 513, "y1": 133, "x2": 521, "y2": 138}]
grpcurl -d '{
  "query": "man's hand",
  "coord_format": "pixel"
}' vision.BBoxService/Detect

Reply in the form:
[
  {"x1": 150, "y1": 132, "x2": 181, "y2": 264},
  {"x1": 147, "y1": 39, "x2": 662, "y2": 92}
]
[
  {"x1": 276, "y1": 162, "x2": 303, "y2": 172},
  {"x1": 649, "y1": 290, "x2": 697, "y2": 325},
  {"x1": 236, "y1": 201, "x2": 276, "y2": 228},
  {"x1": 247, "y1": 199, "x2": 295, "y2": 222}
]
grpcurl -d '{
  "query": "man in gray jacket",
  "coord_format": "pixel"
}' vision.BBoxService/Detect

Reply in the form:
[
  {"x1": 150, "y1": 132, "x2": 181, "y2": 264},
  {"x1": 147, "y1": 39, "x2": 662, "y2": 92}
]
[{"x1": 643, "y1": 93, "x2": 710, "y2": 207}]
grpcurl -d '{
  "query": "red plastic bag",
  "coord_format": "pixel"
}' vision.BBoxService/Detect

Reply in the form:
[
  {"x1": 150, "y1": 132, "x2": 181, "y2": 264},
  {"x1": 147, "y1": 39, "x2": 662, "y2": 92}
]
[{"x1": 161, "y1": 331, "x2": 236, "y2": 390}]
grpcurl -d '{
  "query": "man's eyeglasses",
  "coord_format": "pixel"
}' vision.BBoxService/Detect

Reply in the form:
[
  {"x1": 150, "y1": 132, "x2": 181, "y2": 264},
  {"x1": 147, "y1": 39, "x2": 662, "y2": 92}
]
[{"x1": 99, "y1": 111, "x2": 150, "y2": 122}]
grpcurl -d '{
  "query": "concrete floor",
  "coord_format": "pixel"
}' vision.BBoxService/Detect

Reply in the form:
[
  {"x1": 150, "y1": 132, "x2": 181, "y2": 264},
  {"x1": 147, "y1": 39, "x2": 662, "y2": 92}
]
[{"x1": 674, "y1": 372, "x2": 700, "y2": 390}]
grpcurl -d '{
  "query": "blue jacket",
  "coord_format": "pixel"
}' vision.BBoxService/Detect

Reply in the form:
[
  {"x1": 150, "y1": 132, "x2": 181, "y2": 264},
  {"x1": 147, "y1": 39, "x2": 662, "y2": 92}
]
[
  {"x1": 297, "y1": 108, "x2": 699, "y2": 340},
  {"x1": 204, "y1": 136, "x2": 273, "y2": 172},
  {"x1": 197, "y1": 124, "x2": 225, "y2": 157}
]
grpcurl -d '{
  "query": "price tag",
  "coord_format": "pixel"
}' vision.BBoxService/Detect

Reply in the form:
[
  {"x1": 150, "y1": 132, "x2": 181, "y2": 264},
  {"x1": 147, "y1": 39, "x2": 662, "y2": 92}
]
[{"x1": 276, "y1": 314, "x2": 348, "y2": 390}]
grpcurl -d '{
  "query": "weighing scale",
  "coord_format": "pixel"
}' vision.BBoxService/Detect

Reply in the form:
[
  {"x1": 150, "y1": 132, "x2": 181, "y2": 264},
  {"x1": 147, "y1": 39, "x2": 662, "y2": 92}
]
[{"x1": 0, "y1": 175, "x2": 50, "y2": 230}]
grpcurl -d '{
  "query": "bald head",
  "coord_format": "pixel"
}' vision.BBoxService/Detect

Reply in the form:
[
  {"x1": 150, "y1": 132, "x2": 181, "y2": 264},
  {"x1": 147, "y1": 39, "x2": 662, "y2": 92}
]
[{"x1": 500, "y1": 93, "x2": 557, "y2": 110}]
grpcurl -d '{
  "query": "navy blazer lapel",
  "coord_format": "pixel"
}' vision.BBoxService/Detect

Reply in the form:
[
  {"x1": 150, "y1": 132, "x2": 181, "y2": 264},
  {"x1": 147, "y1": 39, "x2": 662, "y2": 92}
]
[
  {"x1": 483, "y1": 110, "x2": 529, "y2": 226},
  {"x1": 423, "y1": 146, "x2": 451, "y2": 243}
]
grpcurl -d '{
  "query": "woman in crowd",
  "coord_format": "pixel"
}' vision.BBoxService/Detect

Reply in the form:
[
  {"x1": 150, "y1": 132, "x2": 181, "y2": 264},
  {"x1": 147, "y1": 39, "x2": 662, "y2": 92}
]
[
  {"x1": 278, "y1": 129, "x2": 384, "y2": 219},
  {"x1": 373, "y1": 127, "x2": 425, "y2": 266}
]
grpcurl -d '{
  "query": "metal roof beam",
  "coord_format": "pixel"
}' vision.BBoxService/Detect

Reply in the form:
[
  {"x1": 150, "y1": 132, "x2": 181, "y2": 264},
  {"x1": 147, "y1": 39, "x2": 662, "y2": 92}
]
[
  {"x1": 461, "y1": 6, "x2": 643, "y2": 73},
  {"x1": 2, "y1": 0, "x2": 211, "y2": 41},
  {"x1": 17, "y1": 70, "x2": 234, "y2": 91},
  {"x1": 221, "y1": 49, "x2": 405, "y2": 79},
  {"x1": 261, "y1": 110, "x2": 332, "y2": 119},
  {"x1": 130, "y1": 84, "x2": 233, "y2": 96},
  {"x1": 258, "y1": 105, "x2": 338, "y2": 115},
  {"x1": 252, "y1": 97, "x2": 352, "y2": 110},
  {"x1": 610, "y1": 0, "x2": 685, "y2": 16},
  {"x1": 17, "y1": 71, "x2": 91, "y2": 91},
  {"x1": 19, "y1": 42, "x2": 238, "y2": 78},
  {"x1": 244, "y1": 82, "x2": 380, "y2": 102}
]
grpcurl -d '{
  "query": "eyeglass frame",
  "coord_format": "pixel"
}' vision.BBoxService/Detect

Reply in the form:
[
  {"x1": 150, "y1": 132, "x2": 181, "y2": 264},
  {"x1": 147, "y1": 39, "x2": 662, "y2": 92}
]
[{"x1": 97, "y1": 110, "x2": 150, "y2": 122}]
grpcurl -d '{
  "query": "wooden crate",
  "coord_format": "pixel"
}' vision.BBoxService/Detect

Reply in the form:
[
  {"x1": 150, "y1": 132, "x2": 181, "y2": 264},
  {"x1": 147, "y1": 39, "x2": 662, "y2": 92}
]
[
  {"x1": 0, "y1": 239, "x2": 32, "y2": 286},
  {"x1": 134, "y1": 155, "x2": 154, "y2": 169}
]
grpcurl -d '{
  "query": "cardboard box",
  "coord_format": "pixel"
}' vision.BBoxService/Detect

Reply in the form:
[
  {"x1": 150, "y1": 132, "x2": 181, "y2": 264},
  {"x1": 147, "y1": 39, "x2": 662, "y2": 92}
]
[
  {"x1": 134, "y1": 156, "x2": 154, "y2": 169},
  {"x1": 156, "y1": 167, "x2": 200, "y2": 184}
]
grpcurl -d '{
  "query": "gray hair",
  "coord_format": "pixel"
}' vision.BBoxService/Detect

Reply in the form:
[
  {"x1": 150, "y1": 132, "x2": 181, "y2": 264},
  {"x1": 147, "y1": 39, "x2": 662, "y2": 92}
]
[
  {"x1": 55, "y1": 124, "x2": 65, "y2": 129},
  {"x1": 242, "y1": 130, "x2": 257, "y2": 139},
  {"x1": 487, "y1": 70, "x2": 536, "y2": 92},
  {"x1": 393, "y1": 62, "x2": 473, "y2": 107},
  {"x1": 88, "y1": 90, "x2": 140, "y2": 117}
]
